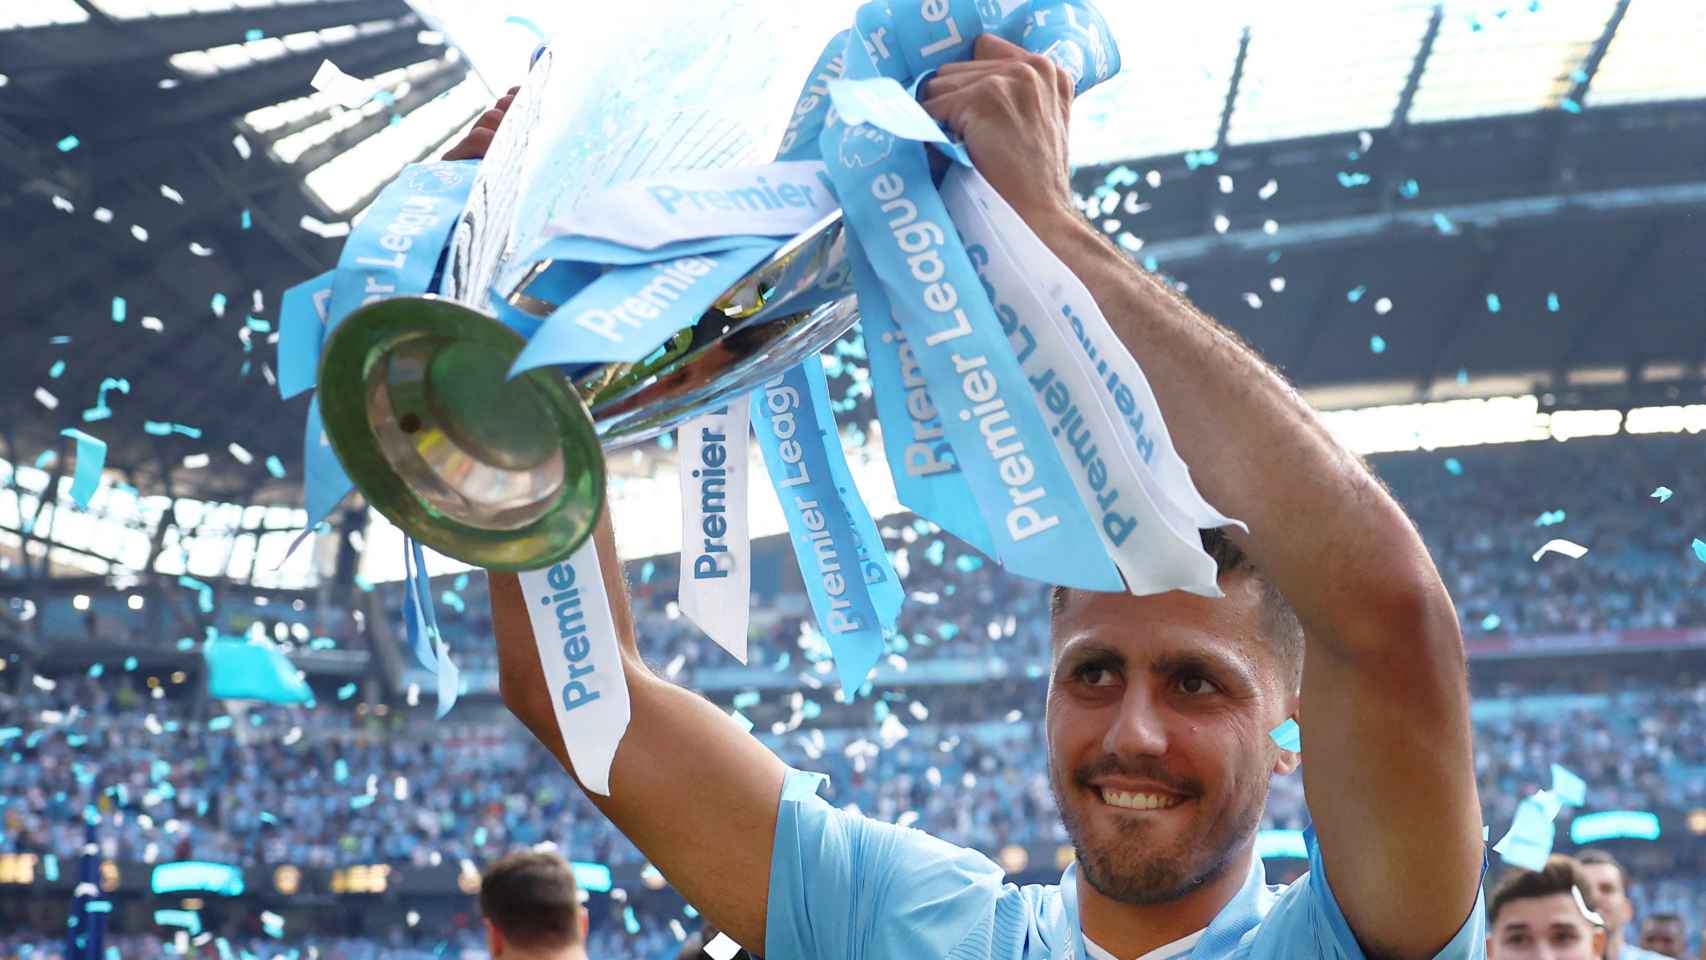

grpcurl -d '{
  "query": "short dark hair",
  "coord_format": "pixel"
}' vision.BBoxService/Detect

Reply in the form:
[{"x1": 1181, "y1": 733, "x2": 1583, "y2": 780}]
[
  {"x1": 1575, "y1": 848, "x2": 1629, "y2": 893},
  {"x1": 480, "y1": 849, "x2": 582, "y2": 948},
  {"x1": 1642, "y1": 912, "x2": 1685, "y2": 927},
  {"x1": 1049, "y1": 528, "x2": 1304, "y2": 689},
  {"x1": 1488, "y1": 854, "x2": 1602, "y2": 927}
]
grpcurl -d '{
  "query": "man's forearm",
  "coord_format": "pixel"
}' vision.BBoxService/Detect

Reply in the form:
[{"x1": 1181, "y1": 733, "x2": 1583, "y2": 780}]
[{"x1": 1031, "y1": 207, "x2": 1446, "y2": 645}]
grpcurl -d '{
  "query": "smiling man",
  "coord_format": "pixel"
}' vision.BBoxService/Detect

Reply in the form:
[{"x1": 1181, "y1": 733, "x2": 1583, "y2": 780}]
[
  {"x1": 1486, "y1": 856, "x2": 1607, "y2": 960},
  {"x1": 487, "y1": 32, "x2": 1487, "y2": 960}
]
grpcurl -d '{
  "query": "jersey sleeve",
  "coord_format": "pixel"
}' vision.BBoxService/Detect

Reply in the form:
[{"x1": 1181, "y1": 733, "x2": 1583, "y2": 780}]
[
  {"x1": 764, "y1": 767, "x2": 1008, "y2": 960},
  {"x1": 1246, "y1": 827, "x2": 1488, "y2": 960}
]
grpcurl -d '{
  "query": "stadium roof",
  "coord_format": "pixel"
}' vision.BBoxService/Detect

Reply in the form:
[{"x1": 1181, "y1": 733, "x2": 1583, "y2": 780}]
[{"x1": 2, "y1": 0, "x2": 1704, "y2": 581}]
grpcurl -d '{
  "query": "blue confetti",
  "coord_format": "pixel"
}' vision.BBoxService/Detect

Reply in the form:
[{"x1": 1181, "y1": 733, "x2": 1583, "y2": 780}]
[
  {"x1": 245, "y1": 28, "x2": 264, "y2": 41},
  {"x1": 656, "y1": 432, "x2": 674, "y2": 450},
  {"x1": 1651, "y1": 486, "x2": 1672, "y2": 503},
  {"x1": 349, "y1": 795, "x2": 374, "y2": 810},
  {"x1": 265, "y1": 456, "x2": 286, "y2": 479},
  {"x1": 1481, "y1": 613, "x2": 1502, "y2": 631},
  {"x1": 1693, "y1": 539, "x2": 1706, "y2": 565},
  {"x1": 1369, "y1": 335, "x2": 1386, "y2": 354},
  {"x1": 1336, "y1": 171, "x2": 1371, "y2": 188},
  {"x1": 1183, "y1": 148, "x2": 1219, "y2": 170},
  {"x1": 59, "y1": 429, "x2": 107, "y2": 508},
  {"x1": 111, "y1": 297, "x2": 126, "y2": 323},
  {"x1": 439, "y1": 590, "x2": 465, "y2": 613},
  {"x1": 1551, "y1": 763, "x2": 1587, "y2": 807},
  {"x1": 240, "y1": 209, "x2": 251, "y2": 230},
  {"x1": 504, "y1": 14, "x2": 548, "y2": 40},
  {"x1": 1398, "y1": 179, "x2": 1420, "y2": 199},
  {"x1": 88, "y1": 663, "x2": 103, "y2": 678},
  {"x1": 1493, "y1": 790, "x2": 1563, "y2": 871},
  {"x1": 1444, "y1": 457, "x2": 1463, "y2": 476},
  {"x1": 49, "y1": 360, "x2": 65, "y2": 379},
  {"x1": 1433, "y1": 212, "x2": 1457, "y2": 235},
  {"x1": 210, "y1": 292, "x2": 227, "y2": 316},
  {"x1": 1486, "y1": 293, "x2": 1501, "y2": 313},
  {"x1": 1456, "y1": 368, "x2": 1469, "y2": 385},
  {"x1": 924, "y1": 540, "x2": 946, "y2": 566},
  {"x1": 623, "y1": 905, "x2": 640, "y2": 935},
  {"x1": 57, "y1": 135, "x2": 80, "y2": 152},
  {"x1": 178, "y1": 576, "x2": 214, "y2": 613},
  {"x1": 1346, "y1": 285, "x2": 1367, "y2": 303},
  {"x1": 336, "y1": 682, "x2": 358, "y2": 700},
  {"x1": 1546, "y1": 291, "x2": 1560, "y2": 312},
  {"x1": 1268, "y1": 718, "x2": 1301, "y2": 752},
  {"x1": 334, "y1": 759, "x2": 349, "y2": 782},
  {"x1": 953, "y1": 554, "x2": 984, "y2": 572},
  {"x1": 1560, "y1": 97, "x2": 1581, "y2": 114},
  {"x1": 639, "y1": 560, "x2": 656, "y2": 584},
  {"x1": 1535, "y1": 510, "x2": 1566, "y2": 527},
  {"x1": 207, "y1": 716, "x2": 233, "y2": 731},
  {"x1": 124, "y1": 656, "x2": 138, "y2": 671}
]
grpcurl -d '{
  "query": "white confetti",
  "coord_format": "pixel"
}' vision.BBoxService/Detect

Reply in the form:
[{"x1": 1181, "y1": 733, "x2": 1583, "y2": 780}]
[
  {"x1": 704, "y1": 933, "x2": 742, "y2": 960},
  {"x1": 130, "y1": 224, "x2": 149, "y2": 242},
  {"x1": 188, "y1": 242, "x2": 214, "y2": 256},
  {"x1": 1268, "y1": 276, "x2": 1286, "y2": 293},
  {"x1": 299, "y1": 215, "x2": 350, "y2": 238},
  {"x1": 159, "y1": 184, "x2": 184, "y2": 205},
  {"x1": 182, "y1": 454, "x2": 210, "y2": 469},
  {"x1": 309, "y1": 59, "x2": 376, "y2": 109},
  {"x1": 232, "y1": 134, "x2": 251, "y2": 160},
  {"x1": 35, "y1": 387, "x2": 59, "y2": 410},
  {"x1": 1262, "y1": 219, "x2": 1278, "y2": 235},
  {"x1": 1213, "y1": 214, "x2": 1230, "y2": 234},
  {"x1": 1145, "y1": 169, "x2": 1161, "y2": 188},
  {"x1": 1375, "y1": 297, "x2": 1393, "y2": 314},
  {"x1": 228, "y1": 443, "x2": 253, "y2": 465},
  {"x1": 1217, "y1": 175, "x2": 1234, "y2": 194},
  {"x1": 93, "y1": 207, "x2": 113, "y2": 223},
  {"x1": 1531, "y1": 539, "x2": 1589, "y2": 562},
  {"x1": 1258, "y1": 178, "x2": 1279, "y2": 200},
  {"x1": 141, "y1": 316, "x2": 164, "y2": 332},
  {"x1": 32, "y1": 675, "x2": 56, "y2": 691},
  {"x1": 52, "y1": 195, "x2": 75, "y2": 214},
  {"x1": 1242, "y1": 292, "x2": 1263, "y2": 309}
]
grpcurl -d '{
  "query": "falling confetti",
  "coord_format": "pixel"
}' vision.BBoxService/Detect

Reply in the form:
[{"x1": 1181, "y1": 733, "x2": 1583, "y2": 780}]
[
  {"x1": 1369, "y1": 335, "x2": 1386, "y2": 354},
  {"x1": 1651, "y1": 486, "x2": 1672, "y2": 503}
]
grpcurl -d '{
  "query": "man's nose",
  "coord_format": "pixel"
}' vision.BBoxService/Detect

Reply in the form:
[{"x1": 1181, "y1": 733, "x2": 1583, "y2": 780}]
[{"x1": 1102, "y1": 683, "x2": 1168, "y2": 759}]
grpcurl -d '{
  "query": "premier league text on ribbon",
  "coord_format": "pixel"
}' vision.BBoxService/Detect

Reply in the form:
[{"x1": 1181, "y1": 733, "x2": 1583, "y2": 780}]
[
  {"x1": 758, "y1": 376, "x2": 865, "y2": 636},
  {"x1": 538, "y1": 558, "x2": 603, "y2": 714},
  {"x1": 869, "y1": 171, "x2": 1060, "y2": 544},
  {"x1": 690, "y1": 417, "x2": 734, "y2": 582},
  {"x1": 646, "y1": 175, "x2": 824, "y2": 217}
]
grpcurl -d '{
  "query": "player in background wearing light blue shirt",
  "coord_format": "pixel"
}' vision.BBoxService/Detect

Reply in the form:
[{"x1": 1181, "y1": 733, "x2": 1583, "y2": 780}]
[
  {"x1": 1578, "y1": 850, "x2": 1673, "y2": 960},
  {"x1": 488, "y1": 32, "x2": 1488, "y2": 960}
]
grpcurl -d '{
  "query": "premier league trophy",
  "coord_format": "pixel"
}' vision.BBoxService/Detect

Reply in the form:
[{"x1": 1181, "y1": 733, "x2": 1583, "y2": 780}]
[{"x1": 311, "y1": 6, "x2": 861, "y2": 571}]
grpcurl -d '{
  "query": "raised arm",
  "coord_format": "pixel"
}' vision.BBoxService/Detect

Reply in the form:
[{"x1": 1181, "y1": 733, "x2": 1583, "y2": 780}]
[
  {"x1": 926, "y1": 36, "x2": 1482, "y2": 958},
  {"x1": 490, "y1": 512, "x2": 787, "y2": 951},
  {"x1": 448, "y1": 100, "x2": 786, "y2": 953}
]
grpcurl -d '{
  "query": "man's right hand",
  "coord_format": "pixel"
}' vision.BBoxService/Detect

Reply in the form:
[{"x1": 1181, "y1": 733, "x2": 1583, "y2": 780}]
[
  {"x1": 488, "y1": 508, "x2": 787, "y2": 953},
  {"x1": 443, "y1": 86, "x2": 519, "y2": 161}
]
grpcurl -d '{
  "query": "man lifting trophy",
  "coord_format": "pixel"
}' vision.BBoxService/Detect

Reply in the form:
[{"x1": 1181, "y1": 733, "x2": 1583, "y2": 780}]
[{"x1": 282, "y1": 1, "x2": 1488, "y2": 957}]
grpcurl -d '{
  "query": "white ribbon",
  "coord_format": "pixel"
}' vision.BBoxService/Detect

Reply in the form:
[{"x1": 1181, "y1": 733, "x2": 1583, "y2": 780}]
[
  {"x1": 517, "y1": 535, "x2": 631, "y2": 795},
  {"x1": 677, "y1": 398, "x2": 753, "y2": 662},
  {"x1": 547, "y1": 160, "x2": 838, "y2": 250},
  {"x1": 941, "y1": 166, "x2": 1240, "y2": 597}
]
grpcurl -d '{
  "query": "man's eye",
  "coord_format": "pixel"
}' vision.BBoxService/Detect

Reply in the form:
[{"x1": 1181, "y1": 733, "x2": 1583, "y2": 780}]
[
  {"x1": 1076, "y1": 665, "x2": 1118, "y2": 687},
  {"x1": 1175, "y1": 674, "x2": 1219, "y2": 696}
]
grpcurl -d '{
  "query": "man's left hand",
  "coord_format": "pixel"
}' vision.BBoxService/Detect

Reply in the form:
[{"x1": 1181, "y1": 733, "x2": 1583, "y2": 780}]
[{"x1": 921, "y1": 34, "x2": 1077, "y2": 228}]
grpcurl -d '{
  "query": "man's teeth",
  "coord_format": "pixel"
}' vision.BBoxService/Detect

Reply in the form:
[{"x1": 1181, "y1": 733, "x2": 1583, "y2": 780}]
[{"x1": 1099, "y1": 788, "x2": 1184, "y2": 811}]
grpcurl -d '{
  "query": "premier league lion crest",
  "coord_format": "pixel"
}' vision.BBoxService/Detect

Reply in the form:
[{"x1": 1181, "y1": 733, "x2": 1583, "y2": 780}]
[{"x1": 836, "y1": 121, "x2": 897, "y2": 170}]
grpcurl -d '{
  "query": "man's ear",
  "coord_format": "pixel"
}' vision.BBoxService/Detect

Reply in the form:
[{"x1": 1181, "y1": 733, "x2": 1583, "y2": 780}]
[
  {"x1": 483, "y1": 918, "x2": 504, "y2": 958},
  {"x1": 1592, "y1": 926, "x2": 1607, "y2": 957},
  {"x1": 578, "y1": 904, "x2": 590, "y2": 940}
]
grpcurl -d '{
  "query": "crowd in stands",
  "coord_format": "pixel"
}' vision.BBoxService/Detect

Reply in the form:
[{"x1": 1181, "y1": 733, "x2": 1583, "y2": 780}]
[{"x1": 3, "y1": 435, "x2": 1705, "y2": 959}]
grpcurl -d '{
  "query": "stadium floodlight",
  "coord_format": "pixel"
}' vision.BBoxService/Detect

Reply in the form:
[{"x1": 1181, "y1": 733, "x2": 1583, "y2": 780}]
[
  {"x1": 150, "y1": 861, "x2": 245, "y2": 897},
  {"x1": 1568, "y1": 810, "x2": 1662, "y2": 845},
  {"x1": 1254, "y1": 829, "x2": 1309, "y2": 861}
]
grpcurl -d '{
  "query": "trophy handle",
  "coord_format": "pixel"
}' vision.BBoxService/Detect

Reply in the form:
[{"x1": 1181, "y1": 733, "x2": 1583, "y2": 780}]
[{"x1": 316, "y1": 295, "x2": 605, "y2": 571}]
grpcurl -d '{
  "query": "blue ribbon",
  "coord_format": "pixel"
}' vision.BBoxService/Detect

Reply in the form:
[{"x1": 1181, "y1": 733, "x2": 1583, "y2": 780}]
[
  {"x1": 817, "y1": 0, "x2": 1123, "y2": 589},
  {"x1": 750, "y1": 356, "x2": 894, "y2": 698}
]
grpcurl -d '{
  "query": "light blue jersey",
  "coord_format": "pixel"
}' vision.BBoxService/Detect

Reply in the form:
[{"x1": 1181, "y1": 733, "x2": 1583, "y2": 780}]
[
  {"x1": 1622, "y1": 944, "x2": 1673, "y2": 960},
  {"x1": 765, "y1": 770, "x2": 1487, "y2": 960}
]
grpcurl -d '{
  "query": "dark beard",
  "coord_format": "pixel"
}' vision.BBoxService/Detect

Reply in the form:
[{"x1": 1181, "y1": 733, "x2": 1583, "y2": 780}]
[{"x1": 1048, "y1": 757, "x2": 1251, "y2": 906}]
